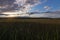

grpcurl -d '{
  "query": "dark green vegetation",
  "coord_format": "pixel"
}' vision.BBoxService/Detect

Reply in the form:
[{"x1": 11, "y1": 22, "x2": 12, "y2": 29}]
[{"x1": 0, "y1": 18, "x2": 60, "y2": 40}]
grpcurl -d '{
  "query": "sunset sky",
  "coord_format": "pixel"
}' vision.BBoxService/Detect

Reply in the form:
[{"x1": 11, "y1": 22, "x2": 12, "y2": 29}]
[
  {"x1": 0, "y1": 0, "x2": 60, "y2": 18},
  {"x1": 0, "y1": 0, "x2": 60, "y2": 13}
]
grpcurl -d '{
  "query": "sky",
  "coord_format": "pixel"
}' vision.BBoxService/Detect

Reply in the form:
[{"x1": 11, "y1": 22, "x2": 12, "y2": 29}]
[
  {"x1": 0, "y1": 0, "x2": 60, "y2": 18},
  {"x1": 30, "y1": 0, "x2": 60, "y2": 12},
  {"x1": 0, "y1": 0, "x2": 60, "y2": 13}
]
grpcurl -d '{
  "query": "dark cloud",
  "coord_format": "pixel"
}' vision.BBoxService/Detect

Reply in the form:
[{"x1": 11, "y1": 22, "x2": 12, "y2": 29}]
[
  {"x1": 0, "y1": 0, "x2": 19, "y2": 12},
  {"x1": 15, "y1": 0, "x2": 40, "y2": 13},
  {"x1": 0, "y1": 0, "x2": 47, "y2": 13},
  {"x1": 25, "y1": 0, "x2": 38, "y2": 5},
  {"x1": 0, "y1": 0, "x2": 15, "y2": 5}
]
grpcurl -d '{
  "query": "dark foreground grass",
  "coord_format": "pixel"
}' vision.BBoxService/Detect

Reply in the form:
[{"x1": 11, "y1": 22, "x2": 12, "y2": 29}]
[{"x1": 0, "y1": 22, "x2": 60, "y2": 40}]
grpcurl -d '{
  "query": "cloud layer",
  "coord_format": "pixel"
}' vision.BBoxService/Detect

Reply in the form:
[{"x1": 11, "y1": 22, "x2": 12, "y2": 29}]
[
  {"x1": 44, "y1": 6, "x2": 51, "y2": 10},
  {"x1": 30, "y1": 11, "x2": 60, "y2": 18},
  {"x1": 15, "y1": 0, "x2": 41, "y2": 13},
  {"x1": 0, "y1": 0, "x2": 47, "y2": 13}
]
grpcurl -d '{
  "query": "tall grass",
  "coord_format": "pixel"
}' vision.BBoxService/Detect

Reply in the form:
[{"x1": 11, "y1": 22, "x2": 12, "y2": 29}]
[{"x1": 0, "y1": 22, "x2": 60, "y2": 40}]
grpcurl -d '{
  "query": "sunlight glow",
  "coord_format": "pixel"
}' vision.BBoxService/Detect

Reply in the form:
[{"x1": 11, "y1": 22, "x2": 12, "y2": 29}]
[{"x1": 2, "y1": 11, "x2": 29, "y2": 17}]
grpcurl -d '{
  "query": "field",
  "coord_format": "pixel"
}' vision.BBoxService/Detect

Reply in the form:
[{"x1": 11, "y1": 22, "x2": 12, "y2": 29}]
[{"x1": 0, "y1": 18, "x2": 60, "y2": 40}]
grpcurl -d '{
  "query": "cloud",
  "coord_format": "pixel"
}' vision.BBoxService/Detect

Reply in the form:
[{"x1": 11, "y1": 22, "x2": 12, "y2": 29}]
[
  {"x1": 44, "y1": 6, "x2": 51, "y2": 10},
  {"x1": 30, "y1": 12, "x2": 60, "y2": 18},
  {"x1": 15, "y1": 0, "x2": 48, "y2": 13},
  {"x1": 1, "y1": 10, "x2": 60, "y2": 18},
  {"x1": 29, "y1": 10, "x2": 60, "y2": 18},
  {"x1": 33, "y1": 10, "x2": 41, "y2": 12},
  {"x1": 0, "y1": 0, "x2": 19, "y2": 12},
  {"x1": 0, "y1": 0, "x2": 15, "y2": 6},
  {"x1": 0, "y1": 0, "x2": 48, "y2": 13},
  {"x1": 15, "y1": 0, "x2": 41, "y2": 13}
]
